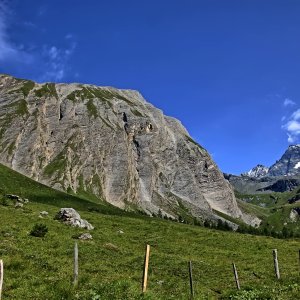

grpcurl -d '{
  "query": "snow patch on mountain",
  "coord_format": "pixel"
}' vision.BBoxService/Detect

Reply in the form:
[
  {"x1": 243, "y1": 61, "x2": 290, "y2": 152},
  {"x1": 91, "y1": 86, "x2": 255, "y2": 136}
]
[
  {"x1": 294, "y1": 162, "x2": 300, "y2": 169},
  {"x1": 244, "y1": 164, "x2": 269, "y2": 178}
]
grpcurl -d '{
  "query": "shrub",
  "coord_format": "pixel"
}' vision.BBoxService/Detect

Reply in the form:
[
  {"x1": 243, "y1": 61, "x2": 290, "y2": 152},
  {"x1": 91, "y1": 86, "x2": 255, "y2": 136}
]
[
  {"x1": 0, "y1": 197, "x2": 9, "y2": 206},
  {"x1": 30, "y1": 223, "x2": 48, "y2": 237}
]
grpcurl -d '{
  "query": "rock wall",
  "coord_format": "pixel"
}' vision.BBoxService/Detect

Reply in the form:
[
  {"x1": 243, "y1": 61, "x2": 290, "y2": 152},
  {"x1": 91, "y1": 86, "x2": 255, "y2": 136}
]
[{"x1": 0, "y1": 74, "x2": 243, "y2": 221}]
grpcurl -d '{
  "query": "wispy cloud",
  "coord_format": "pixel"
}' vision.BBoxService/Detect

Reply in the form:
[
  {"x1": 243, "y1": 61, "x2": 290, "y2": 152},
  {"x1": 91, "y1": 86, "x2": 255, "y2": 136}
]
[
  {"x1": 0, "y1": 2, "x2": 32, "y2": 63},
  {"x1": 37, "y1": 5, "x2": 47, "y2": 17},
  {"x1": 41, "y1": 38, "x2": 77, "y2": 81},
  {"x1": 282, "y1": 108, "x2": 300, "y2": 143},
  {"x1": 0, "y1": 2, "x2": 76, "y2": 81},
  {"x1": 283, "y1": 98, "x2": 296, "y2": 107}
]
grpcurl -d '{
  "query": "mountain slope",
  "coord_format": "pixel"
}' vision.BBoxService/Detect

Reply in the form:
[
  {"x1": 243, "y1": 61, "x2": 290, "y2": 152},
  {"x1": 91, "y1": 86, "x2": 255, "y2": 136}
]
[
  {"x1": 0, "y1": 162, "x2": 129, "y2": 216},
  {"x1": 0, "y1": 74, "x2": 241, "y2": 221}
]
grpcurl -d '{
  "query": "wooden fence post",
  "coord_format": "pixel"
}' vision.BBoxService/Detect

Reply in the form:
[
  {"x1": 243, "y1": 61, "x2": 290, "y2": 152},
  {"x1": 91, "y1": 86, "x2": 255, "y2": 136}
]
[
  {"x1": 142, "y1": 244, "x2": 150, "y2": 293},
  {"x1": 0, "y1": 260, "x2": 3, "y2": 300},
  {"x1": 73, "y1": 242, "x2": 79, "y2": 287},
  {"x1": 188, "y1": 261, "x2": 194, "y2": 299},
  {"x1": 232, "y1": 263, "x2": 240, "y2": 290},
  {"x1": 273, "y1": 249, "x2": 280, "y2": 279}
]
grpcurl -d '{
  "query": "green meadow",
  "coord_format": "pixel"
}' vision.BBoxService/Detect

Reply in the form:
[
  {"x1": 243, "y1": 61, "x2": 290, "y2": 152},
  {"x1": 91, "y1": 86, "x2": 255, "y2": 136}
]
[{"x1": 0, "y1": 163, "x2": 299, "y2": 299}]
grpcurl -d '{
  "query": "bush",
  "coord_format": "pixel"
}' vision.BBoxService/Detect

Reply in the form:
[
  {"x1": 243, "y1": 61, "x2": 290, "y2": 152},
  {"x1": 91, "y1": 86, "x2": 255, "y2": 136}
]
[
  {"x1": 0, "y1": 197, "x2": 9, "y2": 206},
  {"x1": 30, "y1": 223, "x2": 48, "y2": 237}
]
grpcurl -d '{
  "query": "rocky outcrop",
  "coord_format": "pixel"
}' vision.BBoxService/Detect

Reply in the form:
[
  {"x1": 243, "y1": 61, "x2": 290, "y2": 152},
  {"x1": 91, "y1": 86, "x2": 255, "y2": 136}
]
[
  {"x1": 0, "y1": 74, "x2": 244, "y2": 222},
  {"x1": 78, "y1": 233, "x2": 93, "y2": 240},
  {"x1": 56, "y1": 208, "x2": 94, "y2": 230},
  {"x1": 6, "y1": 194, "x2": 29, "y2": 203}
]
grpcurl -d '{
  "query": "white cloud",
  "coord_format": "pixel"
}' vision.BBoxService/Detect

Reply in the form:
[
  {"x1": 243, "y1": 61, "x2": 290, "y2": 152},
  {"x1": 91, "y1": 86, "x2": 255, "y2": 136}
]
[
  {"x1": 291, "y1": 109, "x2": 300, "y2": 121},
  {"x1": 284, "y1": 120, "x2": 300, "y2": 132},
  {"x1": 41, "y1": 40, "x2": 77, "y2": 81},
  {"x1": 287, "y1": 133, "x2": 295, "y2": 143},
  {"x1": 282, "y1": 109, "x2": 300, "y2": 144},
  {"x1": 283, "y1": 98, "x2": 296, "y2": 107},
  {"x1": 0, "y1": 2, "x2": 76, "y2": 81},
  {"x1": 0, "y1": 2, "x2": 18, "y2": 60},
  {"x1": 0, "y1": 2, "x2": 33, "y2": 64},
  {"x1": 48, "y1": 46, "x2": 58, "y2": 59}
]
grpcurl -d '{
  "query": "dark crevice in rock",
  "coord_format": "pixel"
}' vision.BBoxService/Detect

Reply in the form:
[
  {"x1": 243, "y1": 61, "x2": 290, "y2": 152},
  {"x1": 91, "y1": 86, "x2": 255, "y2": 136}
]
[
  {"x1": 124, "y1": 123, "x2": 129, "y2": 134},
  {"x1": 122, "y1": 112, "x2": 128, "y2": 123},
  {"x1": 133, "y1": 137, "x2": 141, "y2": 158},
  {"x1": 59, "y1": 105, "x2": 63, "y2": 121}
]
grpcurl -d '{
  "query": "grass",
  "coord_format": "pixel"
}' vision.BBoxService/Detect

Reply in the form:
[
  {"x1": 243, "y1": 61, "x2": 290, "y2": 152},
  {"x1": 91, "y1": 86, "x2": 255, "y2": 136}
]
[
  {"x1": 0, "y1": 163, "x2": 300, "y2": 299},
  {"x1": 236, "y1": 189, "x2": 300, "y2": 233},
  {"x1": 34, "y1": 83, "x2": 58, "y2": 99},
  {"x1": 0, "y1": 163, "x2": 126, "y2": 215},
  {"x1": 66, "y1": 86, "x2": 133, "y2": 108},
  {"x1": 43, "y1": 149, "x2": 68, "y2": 178},
  {"x1": 86, "y1": 99, "x2": 98, "y2": 118},
  {"x1": 15, "y1": 99, "x2": 28, "y2": 115},
  {"x1": 8, "y1": 80, "x2": 35, "y2": 97}
]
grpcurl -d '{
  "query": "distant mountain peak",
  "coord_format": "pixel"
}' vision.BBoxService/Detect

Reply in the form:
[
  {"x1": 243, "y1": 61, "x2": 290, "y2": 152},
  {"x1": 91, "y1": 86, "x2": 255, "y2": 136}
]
[
  {"x1": 268, "y1": 145, "x2": 300, "y2": 176},
  {"x1": 243, "y1": 164, "x2": 269, "y2": 178}
]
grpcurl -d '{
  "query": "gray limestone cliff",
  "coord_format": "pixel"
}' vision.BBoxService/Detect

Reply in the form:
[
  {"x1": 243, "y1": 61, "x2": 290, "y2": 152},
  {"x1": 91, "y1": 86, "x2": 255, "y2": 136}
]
[{"x1": 0, "y1": 74, "x2": 244, "y2": 222}]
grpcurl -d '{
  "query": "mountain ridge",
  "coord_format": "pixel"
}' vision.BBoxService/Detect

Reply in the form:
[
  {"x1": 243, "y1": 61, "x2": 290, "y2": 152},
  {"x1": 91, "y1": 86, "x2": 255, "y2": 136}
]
[
  {"x1": 240, "y1": 145, "x2": 300, "y2": 178},
  {"x1": 227, "y1": 145, "x2": 300, "y2": 194}
]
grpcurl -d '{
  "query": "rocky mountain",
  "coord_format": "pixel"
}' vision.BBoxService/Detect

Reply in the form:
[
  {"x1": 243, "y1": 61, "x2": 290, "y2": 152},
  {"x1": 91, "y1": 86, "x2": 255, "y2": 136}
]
[
  {"x1": 226, "y1": 145, "x2": 300, "y2": 194},
  {"x1": 224, "y1": 173, "x2": 300, "y2": 194},
  {"x1": 243, "y1": 164, "x2": 269, "y2": 178},
  {"x1": 0, "y1": 74, "x2": 249, "y2": 223},
  {"x1": 268, "y1": 145, "x2": 300, "y2": 176}
]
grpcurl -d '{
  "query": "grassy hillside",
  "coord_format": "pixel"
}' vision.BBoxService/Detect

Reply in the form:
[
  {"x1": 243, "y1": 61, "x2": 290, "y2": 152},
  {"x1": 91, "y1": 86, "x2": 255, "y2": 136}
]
[
  {"x1": 0, "y1": 163, "x2": 132, "y2": 216},
  {"x1": 236, "y1": 189, "x2": 300, "y2": 234},
  {"x1": 0, "y1": 164, "x2": 300, "y2": 299}
]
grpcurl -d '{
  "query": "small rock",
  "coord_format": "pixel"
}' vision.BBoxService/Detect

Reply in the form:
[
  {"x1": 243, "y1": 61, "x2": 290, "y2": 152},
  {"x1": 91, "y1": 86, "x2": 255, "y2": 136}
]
[
  {"x1": 15, "y1": 202, "x2": 23, "y2": 208},
  {"x1": 56, "y1": 208, "x2": 94, "y2": 230},
  {"x1": 104, "y1": 243, "x2": 119, "y2": 251},
  {"x1": 290, "y1": 208, "x2": 299, "y2": 222},
  {"x1": 23, "y1": 198, "x2": 29, "y2": 203},
  {"x1": 117, "y1": 230, "x2": 124, "y2": 234},
  {"x1": 6, "y1": 194, "x2": 21, "y2": 201},
  {"x1": 40, "y1": 211, "x2": 49, "y2": 217},
  {"x1": 78, "y1": 233, "x2": 93, "y2": 240}
]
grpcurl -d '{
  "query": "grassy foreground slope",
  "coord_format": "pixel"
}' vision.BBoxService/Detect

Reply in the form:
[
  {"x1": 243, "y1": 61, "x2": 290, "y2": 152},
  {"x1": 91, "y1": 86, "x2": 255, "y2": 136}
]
[{"x1": 0, "y1": 164, "x2": 300, "y2": 299}]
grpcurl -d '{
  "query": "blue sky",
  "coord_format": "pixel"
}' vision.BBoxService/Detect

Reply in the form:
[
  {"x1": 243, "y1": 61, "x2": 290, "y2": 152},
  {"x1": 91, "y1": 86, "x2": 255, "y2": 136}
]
[{"x1": 1, "y1": 0, "x2": 300, "y2": 174}]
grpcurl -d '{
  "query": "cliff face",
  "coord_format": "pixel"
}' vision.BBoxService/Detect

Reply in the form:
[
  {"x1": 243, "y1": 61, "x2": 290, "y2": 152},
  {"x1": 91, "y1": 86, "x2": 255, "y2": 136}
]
[{"x1": 0, "y1": 74, "x2": 242, "y2": 220}]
